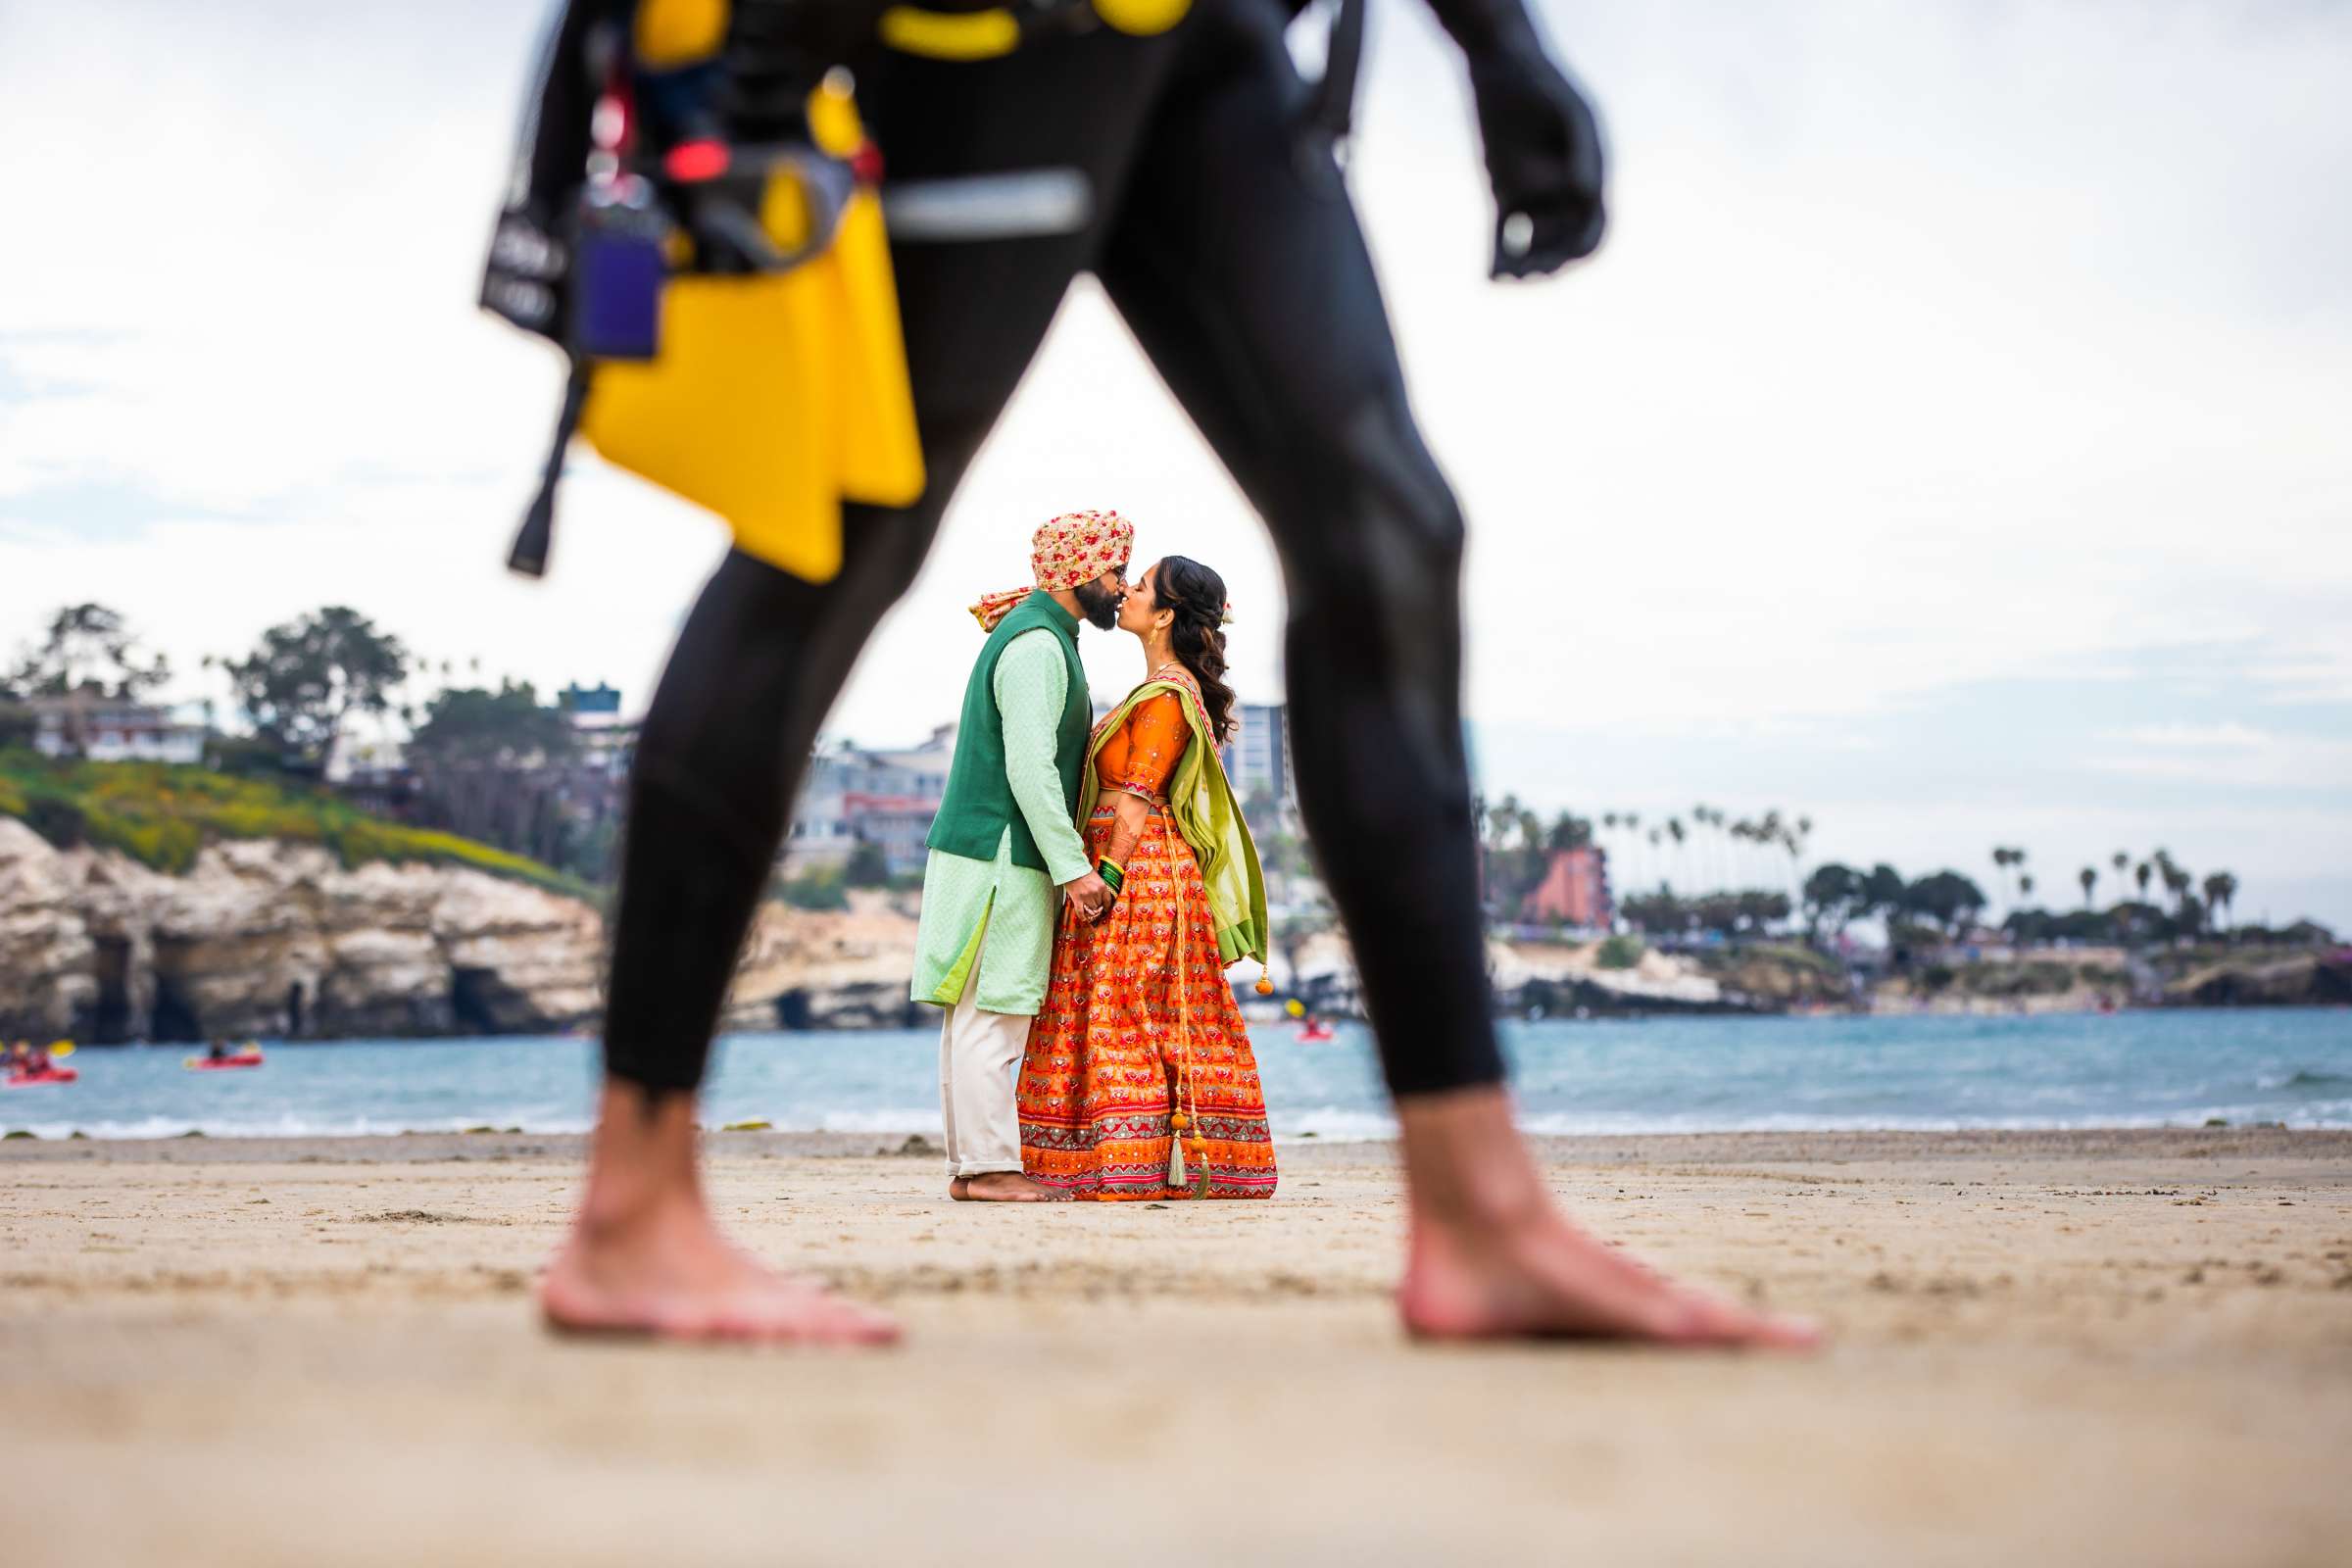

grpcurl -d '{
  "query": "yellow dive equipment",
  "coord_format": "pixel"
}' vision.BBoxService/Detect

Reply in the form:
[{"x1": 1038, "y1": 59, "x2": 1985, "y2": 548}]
[
  {"x1": 574, "y1": 72, "x2": 925, "y2": 584},
  {"x1": 632, "y1": 0, "x2": 728, "y2": 67},
  {"x1": 878, "y1": 0, "x2": 1191, "y2": 62}
]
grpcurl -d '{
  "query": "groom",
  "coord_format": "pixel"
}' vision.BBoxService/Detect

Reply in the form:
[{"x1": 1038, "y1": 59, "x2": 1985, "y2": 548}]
[{"x1": 913, "y1": 511, "x2": 1129, "y2": 1201}]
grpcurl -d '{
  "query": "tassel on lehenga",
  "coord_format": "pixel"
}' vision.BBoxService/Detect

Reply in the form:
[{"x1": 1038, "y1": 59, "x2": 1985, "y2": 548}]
[{"x1": 1166, "y1": 1107, "x2": 1210, "y2": 1199}]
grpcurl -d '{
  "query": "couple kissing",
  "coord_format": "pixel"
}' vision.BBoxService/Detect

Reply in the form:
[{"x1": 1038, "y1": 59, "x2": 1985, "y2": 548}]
[{"x1": 912, "y1": 509, "x2": 1274, "y2": 1203}]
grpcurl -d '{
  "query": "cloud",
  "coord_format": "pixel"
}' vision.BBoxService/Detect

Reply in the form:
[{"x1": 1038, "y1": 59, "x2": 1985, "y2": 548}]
[
  {"x1": 2089, "y1": 723, "x2": 2352, "y2": 791},
  {"x1": 2102, "y1": 723, "x2": 2277, "y2": 751},
  {"x1": 0, "y1": 478, "x2": 258, "y2": 544}
]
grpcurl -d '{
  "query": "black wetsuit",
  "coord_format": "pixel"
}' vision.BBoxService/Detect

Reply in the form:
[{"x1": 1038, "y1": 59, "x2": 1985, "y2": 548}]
[{"x1": 592, "y1": 0, "x2": 1591, "y2": 1101}]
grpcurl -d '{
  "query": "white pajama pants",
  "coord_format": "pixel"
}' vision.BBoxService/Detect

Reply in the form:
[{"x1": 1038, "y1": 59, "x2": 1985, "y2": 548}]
[{"x1": 938, "y1": 919, "x2": 1034, "y2": 1179}]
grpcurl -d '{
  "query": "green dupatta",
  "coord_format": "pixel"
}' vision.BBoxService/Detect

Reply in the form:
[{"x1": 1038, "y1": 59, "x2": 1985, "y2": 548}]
[{"x1": 1083, "y1": 680, "x2": 1270, "y2": 968}]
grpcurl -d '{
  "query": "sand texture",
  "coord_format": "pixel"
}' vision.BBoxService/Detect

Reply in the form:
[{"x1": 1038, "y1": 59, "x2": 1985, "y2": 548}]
[{"x1": 3, "y1": 1127, "x2": 2348, "y2": 1566}]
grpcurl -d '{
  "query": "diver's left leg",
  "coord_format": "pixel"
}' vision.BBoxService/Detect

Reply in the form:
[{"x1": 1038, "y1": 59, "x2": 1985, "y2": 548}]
[
  {"x1": 1098, "y1": 0, "x2": 1812, "y2": 1346},
  {"x1": 548, "y1": 27, "x2": 1185, "y2": 1339}
]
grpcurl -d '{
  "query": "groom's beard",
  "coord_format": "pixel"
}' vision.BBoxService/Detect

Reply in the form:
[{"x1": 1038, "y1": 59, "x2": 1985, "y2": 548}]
[{"x1": 1072, "y1": 579, "x2": 1121, "y2": 630}]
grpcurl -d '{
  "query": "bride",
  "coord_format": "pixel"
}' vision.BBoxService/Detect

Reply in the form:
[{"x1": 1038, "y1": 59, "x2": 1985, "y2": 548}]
[{"x1": 1015, "y1": 556, "x2": 1276, "y2": 1200}]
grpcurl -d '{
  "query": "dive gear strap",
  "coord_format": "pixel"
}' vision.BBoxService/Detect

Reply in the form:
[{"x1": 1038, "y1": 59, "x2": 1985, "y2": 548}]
[{"x1": 1309, "y1": 0, "x2": 1367, "y2": 145}]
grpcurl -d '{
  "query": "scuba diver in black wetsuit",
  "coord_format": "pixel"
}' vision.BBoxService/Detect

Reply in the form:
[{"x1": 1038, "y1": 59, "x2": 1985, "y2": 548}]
[{"x1": 497, "y1": 0, "x2": 1816, "y2": 1348}]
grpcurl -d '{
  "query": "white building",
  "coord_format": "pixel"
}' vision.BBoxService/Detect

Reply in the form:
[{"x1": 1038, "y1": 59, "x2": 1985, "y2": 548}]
[
  {"x1": 786, "y1": 725, "x2": 956, "y2": 875},
  {"x1": 29, "y1": 696, "x2": 209, "y2": 764}
]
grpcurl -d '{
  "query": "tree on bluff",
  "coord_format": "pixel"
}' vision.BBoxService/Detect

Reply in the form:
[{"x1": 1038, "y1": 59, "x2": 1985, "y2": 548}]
[
  {"x1": 9, "y1": 603, "x2": 173, "y2": 702},
  {"x1": 405, "y1": 681, "x2": 584, "y2": 868},
  {"x1": 220, "y1": 607, "x2": 409, "y2": 767},
  {"x1": 4, "y1": 604, "x2": 175, "y2": 757},
  {"x1": 1900, "y1": 870, "x2": 1988, "y2": 938}
]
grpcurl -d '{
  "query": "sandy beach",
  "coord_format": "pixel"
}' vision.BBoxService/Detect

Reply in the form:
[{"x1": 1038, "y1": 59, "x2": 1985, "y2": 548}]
[{"x1": 4, "y1": 1126, "x2": 2348, "y2": 1565}]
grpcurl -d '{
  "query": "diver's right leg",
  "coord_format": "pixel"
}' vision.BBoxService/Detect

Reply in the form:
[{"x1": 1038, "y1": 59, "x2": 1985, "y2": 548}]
[{"x1": 1097, "y1": 0, "x2": 1813, "y2": 1348}]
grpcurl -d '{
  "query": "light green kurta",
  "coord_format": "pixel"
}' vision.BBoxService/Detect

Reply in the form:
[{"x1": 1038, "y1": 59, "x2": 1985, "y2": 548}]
[{"x1": 910, "y1": 628, "x2": 1092, "y2": 1016}]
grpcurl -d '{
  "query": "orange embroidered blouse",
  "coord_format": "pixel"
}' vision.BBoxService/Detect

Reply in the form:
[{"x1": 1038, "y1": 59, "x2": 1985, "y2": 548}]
[{"x1": 1094, "y1": 691, "x2": 1192, "y2": 802}]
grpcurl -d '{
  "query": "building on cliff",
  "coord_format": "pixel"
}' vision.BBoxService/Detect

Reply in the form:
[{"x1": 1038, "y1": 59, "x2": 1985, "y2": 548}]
[
  {"x1": 27, "y1": 695, "x2": 209, "y2": 764},
  {"x1": 787, "y1": 726, "x2": 956, "y2": 876},
  {"x1": 1519, "y1": 846, "x2": 1614, "y2": 932}
]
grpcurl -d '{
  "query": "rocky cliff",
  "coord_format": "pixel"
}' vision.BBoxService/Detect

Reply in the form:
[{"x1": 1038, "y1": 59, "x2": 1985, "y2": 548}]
[{"x1": 0, "y1": 822, "x2": 928, "y2": 1043}]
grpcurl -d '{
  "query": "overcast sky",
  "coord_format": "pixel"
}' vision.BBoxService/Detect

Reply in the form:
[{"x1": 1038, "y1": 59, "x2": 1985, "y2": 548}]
[{"x1": 2, "y1": 1, "x2": 2347, "y2": 926}]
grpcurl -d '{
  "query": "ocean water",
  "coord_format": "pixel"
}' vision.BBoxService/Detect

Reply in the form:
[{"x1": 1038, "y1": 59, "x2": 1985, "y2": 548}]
[{"x1": 6, "y1": 1008, "x2": 2347, "y2": 1142}]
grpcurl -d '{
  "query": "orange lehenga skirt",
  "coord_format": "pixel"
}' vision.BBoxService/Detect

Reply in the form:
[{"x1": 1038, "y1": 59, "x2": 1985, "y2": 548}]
[{"x1": 1017, "y1": 802, "x2": 1277, "y2": 1200}]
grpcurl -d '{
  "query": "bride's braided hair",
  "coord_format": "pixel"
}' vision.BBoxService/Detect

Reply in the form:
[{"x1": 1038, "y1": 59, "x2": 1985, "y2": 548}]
[{"x1": 1153, "y1": 556, "x2": 1238, "y2": 745}]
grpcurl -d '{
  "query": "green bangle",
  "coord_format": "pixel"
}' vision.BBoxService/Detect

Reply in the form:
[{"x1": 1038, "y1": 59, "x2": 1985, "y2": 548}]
[{"x1": 1098, "y1": 858, "x2": 1125, "y2": 893}]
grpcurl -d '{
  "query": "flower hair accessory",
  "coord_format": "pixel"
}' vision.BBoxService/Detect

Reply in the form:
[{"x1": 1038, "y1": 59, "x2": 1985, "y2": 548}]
[{"x1": 1220, "y1": 602, "x2": 1235, "y2": 626}]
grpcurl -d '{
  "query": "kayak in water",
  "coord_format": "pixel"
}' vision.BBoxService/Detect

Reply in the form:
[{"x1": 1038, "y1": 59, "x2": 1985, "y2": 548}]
[
  {"x1": 3, "y1": 1065, "x2": 78, "y2": 1088},
  {"x1": 185, "y1": 1046, "x2": 266, "y2": 1071}
]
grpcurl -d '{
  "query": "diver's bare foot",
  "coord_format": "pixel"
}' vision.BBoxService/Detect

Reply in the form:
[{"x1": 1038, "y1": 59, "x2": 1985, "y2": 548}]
[
  {"x1": 542, "y1": 1193, "x2": 898, "y2": 1344},
  {"x1": 539, "y1": 1080, "x2": 899, "y2": 1345},
  {"x1": 956, "y1": 1171, "x2": 1068, "y2": 1202},
  {"x1": 1394, "y1": 1087, "x2": 1818, "y2": 1349},
  {"x1": 1398, "y1": 1203, "x2": 1815, "y2": 1347}
]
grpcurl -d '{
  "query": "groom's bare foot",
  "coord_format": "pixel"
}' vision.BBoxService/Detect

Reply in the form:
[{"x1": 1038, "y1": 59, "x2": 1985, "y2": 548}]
[
  {"x1": 539, "y1": 1082, "x2": 899, "y2": 1346},
  {"x1": 954, "y1": 1171, "x2": 1068, "y2": 1202},
  {"x1": 1394, "y1": 1087, "x2": 1819, "y2": 1349}
]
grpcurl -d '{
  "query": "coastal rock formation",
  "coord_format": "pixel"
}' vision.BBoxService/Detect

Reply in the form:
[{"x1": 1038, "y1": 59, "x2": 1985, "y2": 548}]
[
  {"x1": 1490, "y1": 939, "x2": 1741, "y2": 1014},
  {"x1": 0, "y1": 826, "x2": 931, "y2": 1044},
  {"x1": 2162, "y1": 951, "x2": 2352, "y2": 1007},
  {"x1": 0, "y1": 826, "x2": 604, "y2": 1043},
  {"x1": 720, "y1": 893, "x2": 927, "y2": 1033},
  {"x1": 1276, "y1": 928, "x2": 1795, "y2": 1018},
  {"x1": 0, "y1": 819, "x2": 99, "y2": 1038}
]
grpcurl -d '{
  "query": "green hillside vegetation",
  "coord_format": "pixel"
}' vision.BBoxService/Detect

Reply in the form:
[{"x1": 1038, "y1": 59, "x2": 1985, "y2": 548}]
[{"x1": 0, "y1": 750, "x2": 592, "y2": 901}]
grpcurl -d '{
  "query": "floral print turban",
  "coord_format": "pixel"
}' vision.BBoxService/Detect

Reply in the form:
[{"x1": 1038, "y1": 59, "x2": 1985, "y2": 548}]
[{"x1": 969, "y1": 510, "x2": 1136, "y2": 631}]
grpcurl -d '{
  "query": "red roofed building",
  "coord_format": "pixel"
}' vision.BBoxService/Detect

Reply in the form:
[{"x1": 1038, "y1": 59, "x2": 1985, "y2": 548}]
[{"x1": 1519, "y1": 846, "x2": 1613, "y2": 930}]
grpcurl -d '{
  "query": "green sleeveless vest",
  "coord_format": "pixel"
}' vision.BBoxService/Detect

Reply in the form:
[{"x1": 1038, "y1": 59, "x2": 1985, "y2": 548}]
[{"x1": 925, "y1": 591, "x2": 1090, "y2": 870}]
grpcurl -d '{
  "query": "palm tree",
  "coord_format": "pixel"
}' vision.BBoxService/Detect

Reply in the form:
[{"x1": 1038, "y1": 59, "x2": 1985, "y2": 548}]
[
  {"x1": 1990, "y1": 846, "x2": 2030, "y2": 914},
  {"x1": 2133, "y1": 859, "x2": 2152, "y2": 901},
  {"x1": 2153, "y1": 849, "x2": 2191, "y2": 915},
  {"x1": 2202, "y1": 870, "x2": 2237, "y2": 932},
  {"x1": 2079, "y1": 865, "x2": 2096, "y2": 908},
  {"x1": 2018, "y1": 872, "x2": 2034, "y2": 904},
  {"x1": 1666, "y1": 816, "x2": 1688, "y2": 888},
  {"x1": 2111, "y1": 851, "x2": 2129, "y2": 882},
  {"x1": 1780, "y1": 812, "x2": 1809, "y2": 903}
]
